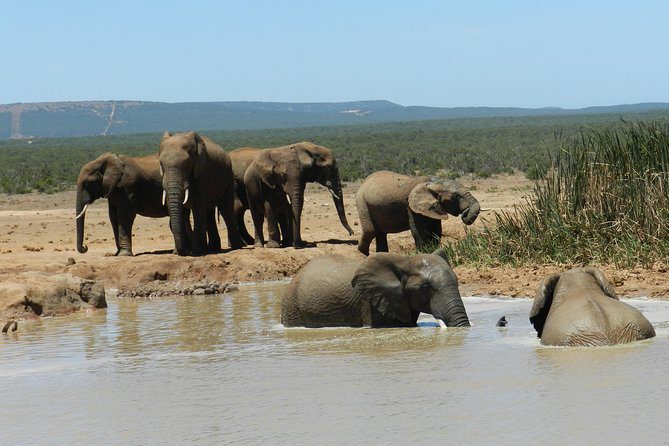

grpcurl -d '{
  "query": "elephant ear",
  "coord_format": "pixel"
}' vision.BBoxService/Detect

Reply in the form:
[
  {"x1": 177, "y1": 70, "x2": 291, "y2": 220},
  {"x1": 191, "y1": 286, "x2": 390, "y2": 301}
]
[
  {"x1": 408, "y1": 182, "x2": 450, "y2": 220},
  {"x1": 351, "y1": 254, "x2": 412, "y2": 323},
  {"x1": 193, "y1": 132, "x2": 207, "y2": 178},
  {"x1": 101, "y1": 153, "x2": 124, "y2": 197},
  {"x1": 254, "y1": 150, "x2": 287, "y2": 189},
  {"x1": 582, "y1": 267, "x2": 619, "y2": 300},
  {"x1": 431, "y1": 248, "x2": 451, "y2": 267},
  {"x1": 530, "y1": 273, "x2": 560, "y2": 338}
]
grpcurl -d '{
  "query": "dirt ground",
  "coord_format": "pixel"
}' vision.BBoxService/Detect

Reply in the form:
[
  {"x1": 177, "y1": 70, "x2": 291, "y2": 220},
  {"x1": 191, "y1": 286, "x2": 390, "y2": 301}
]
[{"x1": 1, "y1": 173, "x2": 669, "y2": 300}]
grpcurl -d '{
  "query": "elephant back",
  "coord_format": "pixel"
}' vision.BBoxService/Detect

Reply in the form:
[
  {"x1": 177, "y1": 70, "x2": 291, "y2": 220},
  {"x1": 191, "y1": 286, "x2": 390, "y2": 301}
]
[
  {"x1": 281, "y1": 255, "x2": 365, "y2": 327},
  {"x1": 359, "y1": 171, "x2": 428, "y2": 207}
]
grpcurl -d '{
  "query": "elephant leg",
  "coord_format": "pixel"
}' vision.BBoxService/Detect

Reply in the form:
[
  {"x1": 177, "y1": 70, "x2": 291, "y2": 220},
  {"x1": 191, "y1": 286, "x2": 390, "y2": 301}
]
[
  {"x1": 356, "y1": 196, "x2": 375, "y2": 255},
  {"x1": 289, "y1": 183, "x2": 305, "y2": 248},
  {"x1": 248, "y1": 196, "x2": 266, "y2": 248},
  {"x1": 116, "y1": 203, "x2": 136, "y2": 256},
  {"x1": 205, "y1": 208, "x2": 222, "y2": 253},
  {"x1": 409, "y1": 211, "x2": 442, "y2": 252},
  {"x1": 265, "y1": 201, "x2": 282, "y2": 249},
  {"x1": 234, "y1": 196, "x2": 254, "y2": 245},
  {"x1": 108, "y1": 203, "x2": 121, "y2": 255},
  {"x1": 375, "y1": 232, "x2": 389, "y2": 253},
  {"x1": 219, "y1": 186, "x2": 245, "y2": 250},
  {"x1": 191, "y1": 207, "x2": 208, "y2": 256},
  {"x1": 278, "y1": 210, "x2": 292, "y2": 247},
  {"x1": 357, "y1": 230, "x2": 374, "y2": 256}
]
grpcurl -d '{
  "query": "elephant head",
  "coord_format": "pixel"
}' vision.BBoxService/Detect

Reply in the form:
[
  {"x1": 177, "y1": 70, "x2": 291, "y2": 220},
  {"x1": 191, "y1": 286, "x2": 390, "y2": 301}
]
[
  {"x1": 158, "y1": 131, "x2": 206, "y2": 255},
  {"x1": 75, "y1": 153, "x2": 125, "y2": 253},
  {"x1": 408, "y1": 179, "x2": 480, "y2": 225},
  {"x1": 293, "y1": 142, "x2": 354, "y2": 236},
  {"x1": 351, "y1": 249, "x2": 470, "y2": 327}
]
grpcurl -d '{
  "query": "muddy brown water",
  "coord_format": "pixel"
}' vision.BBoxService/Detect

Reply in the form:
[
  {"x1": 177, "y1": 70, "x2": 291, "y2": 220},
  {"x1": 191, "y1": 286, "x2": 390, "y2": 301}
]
[{"x1": 1, "y1": 282, "x2": 669, "y2": 444}]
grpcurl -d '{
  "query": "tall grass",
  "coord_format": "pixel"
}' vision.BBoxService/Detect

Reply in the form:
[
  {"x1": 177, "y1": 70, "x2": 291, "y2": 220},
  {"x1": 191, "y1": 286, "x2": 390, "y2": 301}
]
[{"x1": 443, "y1": 121, "x2": 669, "y2": 267}]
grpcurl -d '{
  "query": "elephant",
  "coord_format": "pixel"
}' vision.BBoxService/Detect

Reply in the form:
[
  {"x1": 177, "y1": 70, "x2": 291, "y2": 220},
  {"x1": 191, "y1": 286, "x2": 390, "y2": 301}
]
[
  {"x1": 281, "y1": 249, "x2": 471, "y2": 328},
  {"x1": 242, "y1": 142, "x2": 354, "y2": 248},
  {"x1": 356, "y1": 171, "x2": 481, "y2": 255},
  {"x1": 229, "y1": 147, "x2": 261, "y2": 245},
  {"x1": 76, "y1": 152, "x2": 170, "y2": 256},
  {"x1": 159, "y1": 131, "x2": 245, "y2": 256},
  {"x1": 530, "y1": 267, "x2": 656, "y2": 346}
]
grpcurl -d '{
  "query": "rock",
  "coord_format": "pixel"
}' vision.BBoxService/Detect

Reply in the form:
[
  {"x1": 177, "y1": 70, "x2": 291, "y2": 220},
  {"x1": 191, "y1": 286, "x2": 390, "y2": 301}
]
[
  {"x1": 0, "y1": 273, "x2": 106, "y2": 320},
  {"x1": 66, "y1": 257, "x2": 76, "y2": 266}
]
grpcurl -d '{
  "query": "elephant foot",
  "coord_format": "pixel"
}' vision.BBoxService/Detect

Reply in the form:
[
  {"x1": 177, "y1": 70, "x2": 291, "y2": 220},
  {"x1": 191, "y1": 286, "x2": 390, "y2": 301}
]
[
  {"x1": 116, "y1": 248, "x2": 134, "y2": 257},
  {"x1": 229, "y1": 238, "x2": 245, "y2": 250},
  {"x1": 267, "y1": 240, "x2": 281, "y2": 248},
  {"x1": 207, "y1": 246, "x2": 223, "y2": 254},
  {"x1": 293, "y1": 241, "x2": 306, "y2": 249},
  {"x1": 253, "y1": 240, "x2": 264, "y2": 248}
]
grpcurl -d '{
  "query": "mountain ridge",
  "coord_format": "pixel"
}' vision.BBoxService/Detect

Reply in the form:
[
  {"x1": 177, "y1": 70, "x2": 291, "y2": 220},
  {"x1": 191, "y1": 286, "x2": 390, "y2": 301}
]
[{"x1": 1, "y1": 99, "x2": 668, "y2": 140}]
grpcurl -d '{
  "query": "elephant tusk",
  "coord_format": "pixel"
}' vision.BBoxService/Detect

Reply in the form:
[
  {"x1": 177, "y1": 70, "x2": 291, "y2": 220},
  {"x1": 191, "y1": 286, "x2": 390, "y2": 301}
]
[
  {"x1": 75, "y1": 204, "x2": 89, "y2": 220},
  {"x1": 162, "y1": 190, "x2": 166, "y2": 206},
  {"x1": 286, "y1": 194, "x2": 292, "y2": 205},
  {"x1": 480, "y1": 208, "x2": 491, "y2": 212},
  {"x1": 327, "y1": 188, "x2": 340, "y2": 200},
  {"x1": 438, "y1": 319, "x2": 448, "y2": 329},
  {"x1": 183, "y1": 188, "x2": 189, "y2": 205}
]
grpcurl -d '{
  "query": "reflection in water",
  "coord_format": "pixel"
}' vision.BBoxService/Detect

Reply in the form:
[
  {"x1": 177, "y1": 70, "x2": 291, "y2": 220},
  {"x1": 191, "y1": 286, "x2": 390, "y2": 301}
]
[{"x1": 1, "y1": 286, "x2": 669, "y2": 444}]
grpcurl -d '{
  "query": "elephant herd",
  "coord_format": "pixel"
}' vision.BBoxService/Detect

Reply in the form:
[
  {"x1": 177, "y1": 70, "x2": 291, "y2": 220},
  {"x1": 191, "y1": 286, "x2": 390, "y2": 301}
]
[{"x1": 75, "y1": 130, "x2": 657, "y2": 347}]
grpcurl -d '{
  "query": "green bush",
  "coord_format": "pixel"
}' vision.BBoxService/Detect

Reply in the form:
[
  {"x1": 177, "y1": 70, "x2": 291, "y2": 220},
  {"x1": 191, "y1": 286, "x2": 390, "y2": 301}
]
[{"x1": 442, "y1": 121, "x2": 669, "y2": 267}]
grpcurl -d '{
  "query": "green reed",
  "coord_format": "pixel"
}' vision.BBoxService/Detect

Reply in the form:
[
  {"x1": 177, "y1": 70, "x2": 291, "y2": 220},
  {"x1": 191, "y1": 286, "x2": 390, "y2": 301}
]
[{"x1": 443, "y1": 121, "x2": 669, "y2": 267}]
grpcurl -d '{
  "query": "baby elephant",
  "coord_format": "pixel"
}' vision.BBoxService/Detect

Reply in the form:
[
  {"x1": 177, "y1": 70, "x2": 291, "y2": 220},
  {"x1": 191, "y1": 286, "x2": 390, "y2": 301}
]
[
  {"x1": 530, "y1": 267, "x2": 655, "y2": 346},
  {"x1": 356, "y1": 171, "x2": 480, "y2": 255},
  {"x1": 281, "y1": 249, "x2": 470, "y2": 328}
]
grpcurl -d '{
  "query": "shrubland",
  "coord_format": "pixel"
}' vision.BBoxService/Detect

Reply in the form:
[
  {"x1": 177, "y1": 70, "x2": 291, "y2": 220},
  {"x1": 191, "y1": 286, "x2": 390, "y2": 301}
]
[{"x1": 2, "y1": 110, "x2": 669, "y2": 194}]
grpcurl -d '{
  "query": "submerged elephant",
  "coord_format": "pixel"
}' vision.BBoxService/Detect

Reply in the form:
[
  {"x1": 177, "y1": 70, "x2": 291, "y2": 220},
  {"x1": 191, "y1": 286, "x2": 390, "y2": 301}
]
[
  {"x1": 159, "y1": 131, "x2": 245, "y2": 256},
  {"x1": 356, "y1": 171, "x2": 481, "y2": 255},
  {"x1": 530, "y1": 267, "x2": 655, "y2": 346},
  {"x1": 76, "y1": 152, "x2": 169, "y2": 255},
  {"x1": 281, "y1": 249, "x2": 470, "y2": 328},
  {"x1": 242, "y1": 142, "x2": 354, "y2": 248}
]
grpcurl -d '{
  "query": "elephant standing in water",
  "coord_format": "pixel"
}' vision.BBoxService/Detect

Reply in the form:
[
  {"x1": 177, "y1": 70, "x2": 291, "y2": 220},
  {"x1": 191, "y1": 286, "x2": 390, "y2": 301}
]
[
  {"x1": 159, "y1": 131, "x2": 245, "y2": 256},
  {"x1": 242, "y1": 142, "x2": 354, "y2": 248},
  {"x1": 76, "y1": 152, "x2": 169, "y2": 256},
  {"x1": 356, "y1": 171, "x2": 481, "y2": 255},
  {"x1": 530, "y1": 267, "x2": 655, "y2": 346},
  {"x1": 281, "y1": 249, "x2": 470, "y2": 328}
]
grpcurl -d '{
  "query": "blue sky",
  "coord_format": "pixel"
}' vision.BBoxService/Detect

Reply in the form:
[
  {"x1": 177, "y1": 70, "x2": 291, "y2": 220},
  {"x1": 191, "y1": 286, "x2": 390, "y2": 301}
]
[{"x1": 2, "y1": 0, "x2": 668, "y2": 107}]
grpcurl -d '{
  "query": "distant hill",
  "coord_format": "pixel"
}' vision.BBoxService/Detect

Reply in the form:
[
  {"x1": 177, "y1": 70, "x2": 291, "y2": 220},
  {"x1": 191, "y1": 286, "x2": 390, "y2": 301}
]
[{"x1": 1, "y1": 99, "x2": 669, "y2": 140}]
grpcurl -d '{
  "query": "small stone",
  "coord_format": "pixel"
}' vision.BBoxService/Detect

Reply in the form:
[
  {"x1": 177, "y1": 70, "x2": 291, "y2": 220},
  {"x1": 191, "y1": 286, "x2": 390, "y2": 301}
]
[{"x1": 66, "y1": 258, "x2": 76, "y2": 266}]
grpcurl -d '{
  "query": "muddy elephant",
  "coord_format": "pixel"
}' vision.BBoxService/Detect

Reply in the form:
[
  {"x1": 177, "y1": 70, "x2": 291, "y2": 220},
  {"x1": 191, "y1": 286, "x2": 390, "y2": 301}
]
[
  {"x1": 76, "y1": 152, "x2": 171, "y2": 256},
  {"x1": 530, "y1": 267, "x2": 656, "y2": 346},
  {"x1": 356, "y1": 171, "x2": 481, "y2": 255},
  {"x1": 159, "y1": 131, "x2": 245, "y2": 256},
  {"x1": 229, "y1": 147, "x2": 261, "y2": 245},
  {"x1": 242, "y1": 142, "x2": 354, "y2": 248},
  {"x1": 281, "y1": 249, "x2": 470, "y2": 328}
]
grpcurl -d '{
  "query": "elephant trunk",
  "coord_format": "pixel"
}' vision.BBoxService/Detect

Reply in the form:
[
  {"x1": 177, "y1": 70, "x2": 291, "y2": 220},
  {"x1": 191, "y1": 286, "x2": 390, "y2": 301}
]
[
  {"x1": 430, "y1": 285, "x2": 470, "y2": 327},
  {"x1": 165, "y1": 169, "x2": 188, "y2": 255},
  {"x1": 75, "y1": 188, "x2": 90, "y2": 253},
  {"x1": 326, "y1": 170, "x2": 354, "y2": 236},
  {"x1": 458, "y1": 190, "x2": 481, "y2": 225}
]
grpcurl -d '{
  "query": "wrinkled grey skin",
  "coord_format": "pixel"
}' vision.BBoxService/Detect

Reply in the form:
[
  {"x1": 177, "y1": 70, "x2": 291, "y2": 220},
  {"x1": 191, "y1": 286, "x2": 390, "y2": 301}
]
[
  {"x1": 356, "y1": 171, "x2": 481, "y2": 255},
  {"x1": 281, "y1": 249, "x2": 470, "y2": 328},
  {"x1": 240, "y1": 142, "x2": 354, "y2": 248},
  {"x1": 530, "y1": 267, "x2": 656, "y2": 346},
  {"x1": 159, "y1": 131, "x2": 245, "y2": 256},
  {"x1": 76, "y1": 152, "x2": 169, "y2": 256}
]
